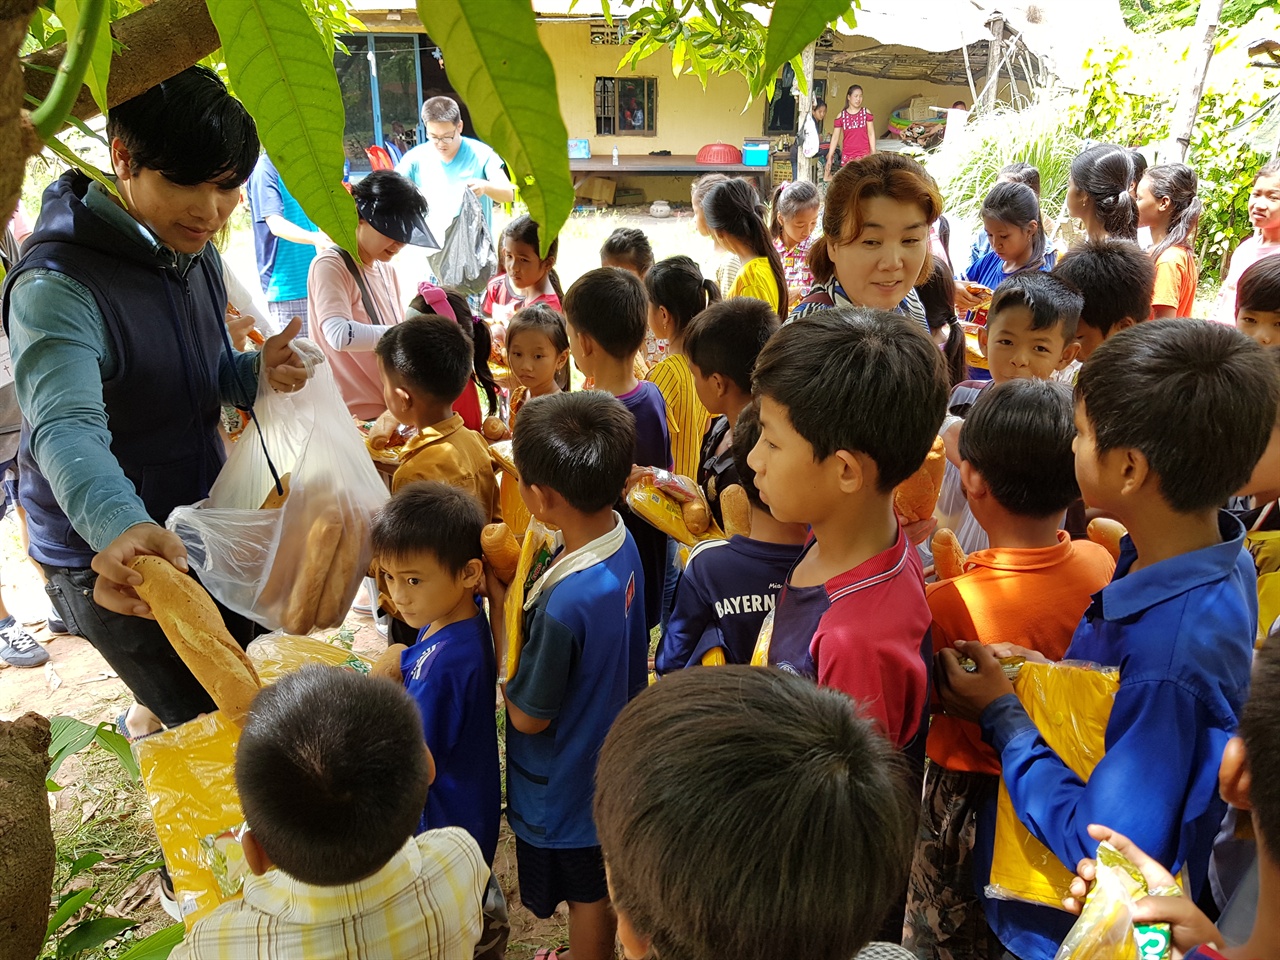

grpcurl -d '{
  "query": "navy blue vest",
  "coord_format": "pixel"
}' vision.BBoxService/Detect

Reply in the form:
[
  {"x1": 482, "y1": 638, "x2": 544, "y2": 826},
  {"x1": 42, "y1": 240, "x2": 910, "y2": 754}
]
[{"x1": 2, "y1": 172, "x2": 232, "y2": 567}]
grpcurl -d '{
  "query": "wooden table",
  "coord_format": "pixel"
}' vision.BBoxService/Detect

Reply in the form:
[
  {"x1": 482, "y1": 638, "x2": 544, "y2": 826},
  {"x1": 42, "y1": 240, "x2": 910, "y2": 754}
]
[{"x1": 570, "y1": 154, "x2": 771, "y2": 197}]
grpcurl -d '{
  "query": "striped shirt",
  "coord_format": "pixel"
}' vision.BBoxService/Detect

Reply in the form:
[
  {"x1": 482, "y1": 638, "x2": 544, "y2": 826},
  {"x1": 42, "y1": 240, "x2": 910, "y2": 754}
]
[
  {"x1": 787, "y1": 276, "x2": 928, "y2": 328},
  {"x1": 646, "y1": 354, "x2": 710, "y2": 479},
  {"x1": 170, "y1": 827, "x2": 486, "y2": 960}
]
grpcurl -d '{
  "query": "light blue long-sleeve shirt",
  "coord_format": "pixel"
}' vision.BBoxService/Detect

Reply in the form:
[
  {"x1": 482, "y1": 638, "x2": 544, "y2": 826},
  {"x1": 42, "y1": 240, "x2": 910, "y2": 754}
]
[{"x1": 7, "y1": 181, "x2": 260, "y2": 554}]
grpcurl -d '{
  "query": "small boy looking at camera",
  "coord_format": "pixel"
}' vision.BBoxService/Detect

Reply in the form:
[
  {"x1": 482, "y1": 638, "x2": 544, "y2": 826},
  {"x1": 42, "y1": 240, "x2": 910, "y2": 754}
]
[
  {"x1": 1236, "y1": 255, "x2": 1280, "y2": 351},
  {"x1": 904, "y1": 379, "x2": 1115, "y2": 960},
  {"x1": 171, "y1": 666, "x2": 486, "y2": 959},
  {"x1": 939, "y1": 320, "x2": 1279, "y2": 960},
  {"x1": 487, "y1": 391, "x2": 649, "y2": 960}
]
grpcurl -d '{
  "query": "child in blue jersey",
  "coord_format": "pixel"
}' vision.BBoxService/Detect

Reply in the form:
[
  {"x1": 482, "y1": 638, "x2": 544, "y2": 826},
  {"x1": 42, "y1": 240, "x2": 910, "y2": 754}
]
[
  {"x1": 939, "y1": 319, "x2": 1280, "y2": 960},
  {"x1": 563, "y1": 267, "x2": 671, "y2": 633},
  {"x1": 656, "y1": 400, "x2": 807, "y2": 671},
  {"x1": 486, "y1": 390, "x2": 649, "y2": 960}
]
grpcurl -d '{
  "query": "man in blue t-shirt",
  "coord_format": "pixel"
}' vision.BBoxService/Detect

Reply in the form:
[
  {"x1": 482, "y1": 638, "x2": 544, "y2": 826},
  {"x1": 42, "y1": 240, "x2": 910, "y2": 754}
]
[
  {"x1": 396, "y1": 96, "x2": 514, "y2": 245},
  {"x1": 247, "y1": 153, "x2": 329, "y2": 336}
]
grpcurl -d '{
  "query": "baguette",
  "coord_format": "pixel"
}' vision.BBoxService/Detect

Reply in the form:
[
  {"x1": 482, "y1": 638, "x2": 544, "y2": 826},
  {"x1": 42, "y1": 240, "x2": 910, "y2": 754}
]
[
  {"x1": 482, "y1": 523, "x2": 521, "y2": 583},
  {"x1": 1086, "y1": 518, "x2": 1127, "y2": 562},
  {"x1": 894, "y1": 436, "x2": 946, "y2": 523},
  {"x1": 128, "y1": 556, "x2": 261, "y2": 724},
  {"x1": 932, "y1": 528, "x2": 966, "y2": 581},
  {"x1": 314, "y1": 509, "x2": 365, "y2": 629},
  {"x1": 680, "y1": 498, "x2": 710, "y2": 536},
  {"x1": 720, "y1": 484, "x2": 751, "y2": 538},
  {"x1": 283, "y1": 508, "x2": 342, "y2": 635},
  {"x1": 259, "y1": 473, "x2": 291, "y2": 510}
]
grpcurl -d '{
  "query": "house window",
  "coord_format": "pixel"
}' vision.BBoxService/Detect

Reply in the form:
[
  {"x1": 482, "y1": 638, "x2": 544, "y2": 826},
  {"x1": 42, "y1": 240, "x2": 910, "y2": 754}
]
[
  {"x1": 595, "y1": 76, "x2": 656, "y2": 136},
  {"x1": 763, "y1": 69, "x2": 826, "y2": 134}
]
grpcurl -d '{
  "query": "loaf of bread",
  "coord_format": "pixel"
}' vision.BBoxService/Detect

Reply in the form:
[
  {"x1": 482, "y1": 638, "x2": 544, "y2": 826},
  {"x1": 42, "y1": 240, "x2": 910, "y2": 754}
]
[
  {"x1": 932, "y1": 528, "x2": 966, "y2": 581},
  {"x1": 282, "y1": 508, "x2": 342, "y2": 635},
  {"x1": 482, "y1": 416, "x2": 509, "y2": 441},
  {"x1": 1087, "y1": 518, "x2": 1127, "y2": 562},
  {"x1": 894, "y1": 436, "x2": 946, "y2": 524},
  {"x1": 259, "y1": 473, "x2": 292, "y2": 510},
  {"x1": 482, "y1": 522, "x2": 521, "y2": 583},
  {"x1": 680, "y1": 498, "x2": 710, "y2": 535},
  {"x1": 720, "y1": 484, "x2": 751, "y2": 538},
  {"x1": 129, "y1": 556, "x2": 261, "y2": 724},
  {"x1": 314, "y1": 508, "x2": 365, "y2": 629}
]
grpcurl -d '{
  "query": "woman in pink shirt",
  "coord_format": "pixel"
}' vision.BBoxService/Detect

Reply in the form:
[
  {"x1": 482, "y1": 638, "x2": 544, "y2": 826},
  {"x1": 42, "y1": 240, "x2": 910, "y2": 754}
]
[
  {"x1": 824, "y1": 84, "x2": 875, "y2": 181},
  {"x1": 307, "y1": 171, "x2": 436, "y2": 420}
]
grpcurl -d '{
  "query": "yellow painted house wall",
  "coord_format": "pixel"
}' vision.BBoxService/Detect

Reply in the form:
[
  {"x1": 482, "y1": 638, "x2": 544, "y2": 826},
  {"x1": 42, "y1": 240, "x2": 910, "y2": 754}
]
[{"x1": 538, "y1": 20, "x2": 760, "y2": 158}]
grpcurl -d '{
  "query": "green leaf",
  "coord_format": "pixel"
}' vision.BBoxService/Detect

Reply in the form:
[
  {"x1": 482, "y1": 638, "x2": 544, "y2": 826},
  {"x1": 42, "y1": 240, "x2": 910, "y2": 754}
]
[
  {"x1": 67, "y1": 852, "x2": 105, "y2": 880},
  {"x1": 760, "y1": 0, "x2": 851, "y2": 91},
  {"x1": 47, "y1": 715, "x2": 99, "y2": 782},
  {"x1": 114, "y1": 922, "x2": 185, "y2": 960},
  {"x1": 416, "y1": 0, "x2": 575, "y2": 257},
  {"x1": 92, "y1": 722, "x2": 139, "y2": 783},
  {"x1": 206, "y1": 0, "x2": 359, "y2": 257},
  {"x1": 56, "y1": 917, "x2": 138, "y2": 958},
  {"x1": 671, "y1": 33, "x2": 686, "y2": 77},
  {"x1": 54, "y1": 0, "x2": 111, "y2": 114},
  {"x1": 46, "y1": 888, "x2": 95, "y2": 940}
]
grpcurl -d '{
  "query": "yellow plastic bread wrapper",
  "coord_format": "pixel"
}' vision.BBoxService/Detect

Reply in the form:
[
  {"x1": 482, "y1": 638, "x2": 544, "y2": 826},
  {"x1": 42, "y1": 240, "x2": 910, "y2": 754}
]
[
  {"x1": 625, "y1": 477, "x2": 724, "y2": 547},
  {"x1": 500, "y1": 471, "x2": 532, "y2": 538},
  {"x1": 137, "y1": 635, "x2": 372, "y2": 929},
  {"x1": 1246, "y1": 527, "x2": 1280, "y2": 645},
  {"x1": 503, "y1": 518, "x2": 558, "y2": 683},
  {"x1": 987, "y1": 660, "x2": 1119, "y2": 909},
  {"x1": 1054, "y1": 841, "x2": 1178, "y2": 960},
  {"x1": 750, "y1": 609, "x2": 776, "y2": 666}
]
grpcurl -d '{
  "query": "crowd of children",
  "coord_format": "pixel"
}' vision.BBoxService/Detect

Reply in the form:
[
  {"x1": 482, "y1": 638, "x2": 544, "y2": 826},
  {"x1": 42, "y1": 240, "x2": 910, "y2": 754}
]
[{"x1": 89, "y1": 110, "x2": 1280, "y2": 959}]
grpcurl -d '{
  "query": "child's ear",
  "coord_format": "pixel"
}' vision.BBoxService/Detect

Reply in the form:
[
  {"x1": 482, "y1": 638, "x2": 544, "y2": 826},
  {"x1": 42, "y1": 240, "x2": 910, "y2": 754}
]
[
  {"x1": 1111, "y1": 317, "x2": 1138, "y2": 337},
  {"x1": 1219, "y1": 736, "x2": 1251, "y2": 811},
  {"x1": 615, "y1": 907, "x2": 653, "y2": 960},
  {"x1": 959, "y1": 460, "x2": 987, "y2": 500},
  {"x1": 524, "y1": 482, "x2": 554, "y2": 517},
  {"x1": 1116, "y1": 446, "x2": 1151, "y2": 498},
  {"x1": 395, "y1": 385, "x2": 414, "y2": 409},
  {"x1": 832, "y1": 449, "x2": 868, "y2": 494},
  {"x1": 709, "y1": 372, "x2": 730, "y2": 401},
  {"x1": 242, "y1": 830, "x2": 273, "y2": 877},
  {"x1": 1056, "y1": 339, "x2": 1082, "y2": 370},
  {"x1": 461, "y1": 557, "x2": 484, "y2": 592},
  {"x1": 977, "y1": 325, "x2": 990, "y2": 357},
  {"x1": 555, "y1": 348, "x2": 570, "y2": 371}
]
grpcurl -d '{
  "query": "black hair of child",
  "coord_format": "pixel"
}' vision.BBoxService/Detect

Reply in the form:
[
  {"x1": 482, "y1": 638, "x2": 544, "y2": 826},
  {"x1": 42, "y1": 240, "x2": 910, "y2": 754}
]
[
  {"x1": 1143, "y1": 163, "x2": 1202, "y2": 263},
  {"x1": 684, "y1": 298, "x2": 780, "y2": 394},
  {"x1": 407, "y1": 290, "x2": 500, "y2": 416},
  {"x1": 915, "y1": 260, "x2": 967, "y2": 388},
  {"x1": 507, "y1": 302, "x2": 572, "y2": 391},
  {"x1": 1076, "y1": 319, "x2": 1280, "y2": 512},
  {"x1": 1052, "y1": 238, "x2": 1155, "y2": 336},
  {"x1": 513, "y1": 391, "x2": 636, "y2": 514},
  {"x1": 644, "y1": 256, "x2": 722, "y2": 339},
  {"x1": 1241, "y1": 628, "x2": 1280, "y2": 865},
  {"x1": 106, "y1": 65, "x2": 258, "y2": 189},
  {"x1": 370, "y1": 480, "x2": 485, "y2": 574},
  {"x1": 988, "y1": 270, "x2": 1084, "y2": 342},
  {"x1": 562, "y1": 267, "x2": 648, "y2": 360},
  {"x1": 351, "y1": 169, "x2": 429, "y2": 226},
  {"x1": 235, "y1": 665, "x2": 432, "y2": 886},
  {"x1": 702, "y1": 177, "x2": 789, "y2": 316},
  {"x1": 958, "y1": 379, "x2": 1080, "y2": 518},
  {"x1": 1238, "y1": 254, "x2": 1280, "y2": 316},
  {"x1": 999, "y1": 161, "x2": 1041, "y2": 196},
  {"x1": 600, "y1": 227, "x2": 655, "y2": 276},
  {"x1": 752, "y1": 307, "x2": 949, "y2": 492},
  {"x1": 594, "y1": 665, "x2": 916, "y2": 960},
  {"x1": 768, "y1": 180, "x2": 821, "y2": 241},
  {"x1": 502, "y1": 215, "x2": 563, "y2": 300},
  {"x1": 981, "y1": 181, "x2": 1047, "y2": 266},
  {"x1": 375, "y1": 315, "x2": 473, "y2": 405},
  {"x1": 1070, "y1": 143, "x2": 1139, "y2": 240},
  {"x1": 730, "y1": 400, "x2": 769, "y2": 511}
]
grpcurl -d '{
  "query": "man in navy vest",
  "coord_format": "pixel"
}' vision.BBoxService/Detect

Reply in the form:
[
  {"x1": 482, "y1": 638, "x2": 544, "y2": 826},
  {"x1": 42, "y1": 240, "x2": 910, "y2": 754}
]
[{"x1": 4, "y1": 67, "x2": 311, "y2": 735}]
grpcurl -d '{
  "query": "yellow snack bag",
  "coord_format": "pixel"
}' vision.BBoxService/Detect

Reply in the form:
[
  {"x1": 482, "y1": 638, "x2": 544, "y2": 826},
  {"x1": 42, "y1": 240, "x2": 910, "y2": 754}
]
[
  {"x1": 503, "y1": 518, "x2": 558, "y2": 682},
  {"x1": 500, "y1": 471, "x2": 531, "y2": 538},
  {"x1": 1246, "y1": 527, "x2": 1280, "y2": 644},
  {"x1": 625, "y1": 478, "x2": 723, "y2": 547},
  {"x1": 749, "y1": 609, "x2": 776, "y2": 667},
  {"x1": 987, "y1": 660, "x2": 1119, "y2": 908},
  {"x1": 1054, "y1": 842, "x2": 1177, "y2": 960}
]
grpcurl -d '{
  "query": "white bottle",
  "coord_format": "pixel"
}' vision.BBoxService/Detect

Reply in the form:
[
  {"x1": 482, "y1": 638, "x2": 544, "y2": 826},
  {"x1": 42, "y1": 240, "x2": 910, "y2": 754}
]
[{"x1": 612, "y1": 146, "x2": 619, "y2": 165}]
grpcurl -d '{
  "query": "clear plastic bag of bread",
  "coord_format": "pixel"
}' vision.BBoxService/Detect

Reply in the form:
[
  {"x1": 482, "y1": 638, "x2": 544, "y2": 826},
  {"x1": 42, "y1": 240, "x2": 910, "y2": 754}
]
[{"x1": 167, "y1": 342, "x2": 389, "y2": 635}]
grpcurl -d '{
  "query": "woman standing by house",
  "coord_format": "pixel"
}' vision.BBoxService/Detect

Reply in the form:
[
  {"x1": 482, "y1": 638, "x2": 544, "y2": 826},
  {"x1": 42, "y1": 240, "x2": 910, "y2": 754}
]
[
  {"x1": 824, "y1": 84, "x2": 876, "y2": 182},
  {"x1": 1137, "y1": 163, "x2": 1201, "y2": 319}
]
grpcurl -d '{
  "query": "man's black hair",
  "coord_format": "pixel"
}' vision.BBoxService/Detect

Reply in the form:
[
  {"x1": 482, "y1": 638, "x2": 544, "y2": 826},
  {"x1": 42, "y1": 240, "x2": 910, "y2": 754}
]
[
  {"x1": 988, "y1": 270, "x2": 1083, "y2": 342},
  {"x1": 752, "y1": 307, "x2": 948, "y2": 492},
  {"x1": 562, "y1": 267, "x2": 648, "y2": 360},
  {"x1": 1240, "y1": 629, "x2": 1280, "y2": 866},
  {"x1": 375, "y1": 316, "x2": 472, "y2": 403},
  {"x1": 236, "y1": 665, "x2": 430, "y2": 886},
  {"x1": 1076, "y1": 319, "x2": 1279, "y2": 512},
  {"x1": 730, "y1": 400, "x2": 768, "y2": 511},
  {"x1": 514, "y1": 391, "x2": 635, "y2": 513},
  {"x1": 370, "y1": 481, "x2": 485, "y2": 574},
  {"x1": 685, "y1": 298, "x2": 780, "y2": 394},
  {"x1": 106, "y1": 66, "x2": 258, "y2": 188},
  {"x1": 595, "y1": 666, "x2": 916, "y2": 960},
  {"x1": 958, "y1": 379, "x2": 1079, "y2": 517},
  {"x1": 1053, "y1": 239, "x2": 1155, "y2": 336}
]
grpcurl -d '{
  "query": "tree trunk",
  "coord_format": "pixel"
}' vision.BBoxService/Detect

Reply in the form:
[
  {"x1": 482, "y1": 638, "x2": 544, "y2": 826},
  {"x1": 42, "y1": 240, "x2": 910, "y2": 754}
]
[
  {"x1": 1169, "y1": 0, "x2": 1224, "y2": 162},
  {"x1": 0, "y1": 714, "x2": 55, "y2": 960},
  {"x1": 23, "y1": 0, "x2": 221, "y2": 122},
  {"x1": 795, "y1": 40, "x2": 816, "y2": 183},
  {"x1": 0, "y1": 0, "x2": 43, "y2": 229}
]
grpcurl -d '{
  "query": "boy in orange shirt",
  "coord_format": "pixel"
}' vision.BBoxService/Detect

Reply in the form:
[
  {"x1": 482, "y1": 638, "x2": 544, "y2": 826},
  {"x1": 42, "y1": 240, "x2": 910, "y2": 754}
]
[{"x1": 905, "y1": 378, "x2": 1115, "y2": 960}]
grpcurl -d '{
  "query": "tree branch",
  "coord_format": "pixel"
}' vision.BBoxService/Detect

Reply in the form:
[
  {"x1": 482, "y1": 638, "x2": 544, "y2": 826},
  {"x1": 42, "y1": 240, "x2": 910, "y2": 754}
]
[{"x1": 23, "y1": 0, "x2": 221, "y2": 124}]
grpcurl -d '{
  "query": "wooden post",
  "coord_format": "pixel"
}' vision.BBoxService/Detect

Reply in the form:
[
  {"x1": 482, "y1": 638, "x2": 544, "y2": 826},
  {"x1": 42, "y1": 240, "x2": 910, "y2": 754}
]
[
  {"x1": 795, "y1": 40, "x2": 817, "y2": 183},
  {"x1": 984, "y1": 15, "x2": 1004, "y2": 109},
  {"x1": 961, "y1": 41, "x2": 978, "y2": 106},
  {"x1": 1169, "y1": 0, "x2": 1225, "y2": 162}
]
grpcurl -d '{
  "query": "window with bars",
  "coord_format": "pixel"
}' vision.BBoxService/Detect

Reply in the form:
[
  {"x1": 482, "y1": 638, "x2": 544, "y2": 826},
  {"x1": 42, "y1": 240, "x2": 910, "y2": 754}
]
[{"x1": 595, "y1": 76, "x2": 657, "y2": 136}]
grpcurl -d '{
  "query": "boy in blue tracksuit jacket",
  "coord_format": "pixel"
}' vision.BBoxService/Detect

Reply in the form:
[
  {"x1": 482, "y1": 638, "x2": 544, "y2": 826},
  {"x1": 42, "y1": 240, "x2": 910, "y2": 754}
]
[{"x1": 938, "y1": 319, "x2": 1278, "y2": 960}]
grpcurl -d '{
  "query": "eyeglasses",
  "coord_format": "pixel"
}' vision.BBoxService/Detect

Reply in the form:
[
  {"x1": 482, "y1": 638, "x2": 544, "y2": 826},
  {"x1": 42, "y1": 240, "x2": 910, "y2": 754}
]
[{"x1": 428, "y1": 132, "x2": 458, "y2": 144}]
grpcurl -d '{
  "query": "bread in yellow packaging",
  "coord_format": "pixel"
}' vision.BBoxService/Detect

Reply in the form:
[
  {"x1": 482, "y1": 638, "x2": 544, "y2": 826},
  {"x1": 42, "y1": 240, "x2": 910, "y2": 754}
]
[
  {"x1": 503, "y1": 518, "x2": 558, "y2": 682},
  {"x1": 986, "y1": 660, "x2": 1119, "y2": 909},
  {"x1": 500, "y1": 471, "x2": 531, "y2": 538},
  {"x1": 625, "y1": 477, "x2": 723, "y2": 547}
]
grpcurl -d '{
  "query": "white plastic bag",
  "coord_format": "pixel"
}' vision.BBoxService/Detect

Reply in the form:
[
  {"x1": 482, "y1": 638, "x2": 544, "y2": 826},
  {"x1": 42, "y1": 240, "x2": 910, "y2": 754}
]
[{"x1": 168, "y1": 340, "x2": 388, "y2": 633}]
